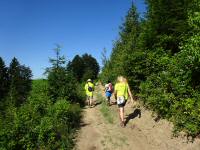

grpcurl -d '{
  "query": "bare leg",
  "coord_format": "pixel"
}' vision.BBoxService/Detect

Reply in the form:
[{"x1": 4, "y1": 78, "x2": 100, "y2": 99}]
[
  {"x1": 91, "y1": 95, "x2": 94, "y2": 106},
  {"x1": 87, "y1": 96, "x2": 90, "y2": 106},
  {"x1": 89, "y1": 96, "x2": 91, "y2": 107},
  {"x1": 118, "y1": 109, "x2": 121, "y2": 121},
  {"x1": 119, "y1": 107, "x2": 125, "y2": 127},
  {"x1": 89, "y1": 96, "x2": 93, "y2": 107}
]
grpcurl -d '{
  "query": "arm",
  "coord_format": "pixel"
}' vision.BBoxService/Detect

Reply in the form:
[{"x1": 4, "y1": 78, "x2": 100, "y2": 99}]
[
  {"x1": 127, "y1": 84, "x2": 134, "y2": 104},
  {"x1": 105, "y1": 84, "x2": 110, "y2": 92},
  {"x1": 114, "y1": 84, "x2": 117, "y2": 100},
  {"x1": 114, "y1": 90, "x2": 117, "y2": 100},
  {"x1": 104, "y1": 85, "x2": 107, "y2": 92}
]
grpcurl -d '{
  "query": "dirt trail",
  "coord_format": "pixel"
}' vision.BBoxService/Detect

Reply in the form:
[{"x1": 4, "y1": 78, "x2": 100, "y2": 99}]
[{"x1": 74, "y1": 86, "x2": 200, "y2": 150}]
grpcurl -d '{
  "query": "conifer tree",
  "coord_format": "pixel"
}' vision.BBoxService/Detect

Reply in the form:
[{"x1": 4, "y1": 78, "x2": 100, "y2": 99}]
[
  {"x1": 8, "y1": 57, "x2": 32, "y2": 106},
  {"x1": 144, "y1": 0, "x2": 191, "y2": 53},
  {"x1": 0, "y1": 57, "x2": 9, "y2": 102},
  {"x1": 47, "y1": 45, "x2": 79, "y2": 102},
  {"x1": 101, "y1": 4, "x2": 140, "y2": 85},
  {"x1": 47, "y1": 45, "x2": 67, "y2": 101}
]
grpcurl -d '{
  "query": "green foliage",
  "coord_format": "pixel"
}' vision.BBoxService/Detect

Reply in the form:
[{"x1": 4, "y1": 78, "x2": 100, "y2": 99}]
[
  {"x1": 96, "y1": 89, "x2": 114, "y2": 124},
  {"x1": 48, "y1": 44, "x2": 66, "y2": 69},
  {"x1": 100, "y1": 4, "x2": 140, "y2": 85},
  {"x1": 100, "y1": 100, "x2": 114, "y2": 124},
  {"x1": 47, "y1": 67, "x2": 80, "y2": 103},
  {"x1": 1, "y1": 45, "x2": 85, "y2": 149},
  {"x1": 101, "y1": 1, "x2": 200, "y2": 137},
  {"x1": 68, "y1": 55, "x2": 85, "y2": 81},
  {"x1": 139, "y1": 2, "x2": 200, "y2": 136},
  {"x1": 145, "y1": 0, "x2": 191, "y2": 53},
  {"x1": 0, "y1": 57, "x2": 9, "y2": 102},
  {"x1": 82, "y1": 53, "x2": 100, "y2": 80},
  {"x1": 46, "y1": 45, "x2": 84, "y2": 105},
  {"x1": 0, "y1": 57, "x2": 32, "y2": 108},
  {"x1": 0, "y1": 79, "x2": 81, "y2": 149},
  {"x1": 68, "y1": 53, "x2": 100, "y2": 82}
]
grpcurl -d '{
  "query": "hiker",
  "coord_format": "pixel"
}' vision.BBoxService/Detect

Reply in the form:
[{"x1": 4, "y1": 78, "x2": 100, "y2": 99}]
[
  {"x1": 105, "y1": 80, "x2": 113, "y2": 106},
  {"x1": 85, "y1": 79, "x2": 95, "y2": 107},
  {"x1": 114, "y1": 76, "x2": 134, "y2": 127}
]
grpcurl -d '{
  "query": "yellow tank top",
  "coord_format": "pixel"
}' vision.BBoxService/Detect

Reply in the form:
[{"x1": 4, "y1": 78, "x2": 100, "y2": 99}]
[{"x1": 114, "y1": 82, "x2": 128, "y2": 100}]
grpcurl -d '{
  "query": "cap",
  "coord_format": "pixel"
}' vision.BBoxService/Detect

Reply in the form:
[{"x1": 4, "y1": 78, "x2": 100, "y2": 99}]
[{"x1": 87, "y1": 79, "x2": 92, "y2": 82}]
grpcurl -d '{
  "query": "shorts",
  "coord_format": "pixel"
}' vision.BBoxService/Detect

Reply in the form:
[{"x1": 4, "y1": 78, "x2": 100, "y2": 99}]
[
  {"x1": 118, "y1": 100, "x2": 127, "y2": 108},
  {"x1": 105, "y1": 91, "x2": 112, "y2": 97}
]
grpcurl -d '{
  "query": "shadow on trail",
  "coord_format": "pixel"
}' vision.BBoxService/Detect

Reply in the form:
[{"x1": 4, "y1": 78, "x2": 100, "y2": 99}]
[
  {"x1": 79, "y1": 122, "x2": 90, "y2": 127},
  {"x1": 94, "y1": 101, "x2": 102, "y2": 106},
  {"x1": 154, "y1": 115, "x2": 161, "y2": 122},
  {"x1": 125, "y1": 108, "x2": 141, "y2": 126}
]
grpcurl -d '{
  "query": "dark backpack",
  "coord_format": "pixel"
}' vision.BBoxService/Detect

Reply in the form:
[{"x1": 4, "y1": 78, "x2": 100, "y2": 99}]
[{"x1": 88, "y1": 84, "x2": 93, "y2": 92}]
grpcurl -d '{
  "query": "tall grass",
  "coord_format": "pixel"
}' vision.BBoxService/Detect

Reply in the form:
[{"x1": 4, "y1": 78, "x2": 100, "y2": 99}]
[{"x1": 96, "y1": 90, "x2": 114, "y2": 124}]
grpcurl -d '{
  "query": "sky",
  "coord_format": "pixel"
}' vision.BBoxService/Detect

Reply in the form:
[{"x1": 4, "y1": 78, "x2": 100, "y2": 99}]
[{"x1": 0, "y1": 0, "x2": 146, "y2": 79}]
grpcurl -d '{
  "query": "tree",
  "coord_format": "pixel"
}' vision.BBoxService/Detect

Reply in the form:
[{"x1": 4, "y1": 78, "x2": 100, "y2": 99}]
[
  {"x1": 46, "y1": 45, "x2": 80, "y2": 103},
  {"x1": 101, "y1": 48, "x2": 108, "y2": 67},
  {"x1": 101, "y1": 0, "x2": 200, "y2": 137},
  {"x1": 68, "y1": 55, "x2": 85, "y2": 82},
  {"x1": 8, "y1": 57, "x2": 32, "y2": 107},
  {"x1": 82, "y1": 53, "x2": 99, "y2": 81},
  {"x1": 144, "y1": 0, "x2": 191, "y2": 53},
  {"x1": 68, "y1": 53, "x2": 100, "y2": 82},
  {"x1": 0, "y1": 57, "x2": 9, "y2": 102},
  {"x1": 100, "y1": 3, "x2": 140, "y2": 86},
  {"x1": 47, "y1": 45, "x2": 67, "y2": 101}
]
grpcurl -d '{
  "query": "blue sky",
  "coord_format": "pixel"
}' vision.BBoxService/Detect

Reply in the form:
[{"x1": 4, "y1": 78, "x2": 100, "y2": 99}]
[{"x1": 0, "y1": 0, "x2": 146, "y2": 79}]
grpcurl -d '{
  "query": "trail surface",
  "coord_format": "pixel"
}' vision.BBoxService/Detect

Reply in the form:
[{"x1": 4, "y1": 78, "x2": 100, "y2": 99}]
[{"x1": 75, "y1": 86, "x2": 200, "y2": 150}]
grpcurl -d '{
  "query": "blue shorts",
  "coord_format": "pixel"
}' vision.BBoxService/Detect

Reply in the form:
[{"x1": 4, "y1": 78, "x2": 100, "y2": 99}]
[{"x1": 105, "y1": 91, "x2": 112, "y2": 97}]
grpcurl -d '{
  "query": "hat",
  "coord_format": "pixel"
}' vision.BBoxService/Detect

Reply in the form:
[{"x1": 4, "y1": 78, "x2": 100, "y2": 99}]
[{"x1": 87, "y1": 79, "x2": 92, "y2": 82}]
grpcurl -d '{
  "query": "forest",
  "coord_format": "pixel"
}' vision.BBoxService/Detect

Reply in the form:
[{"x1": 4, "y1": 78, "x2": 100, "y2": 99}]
[
  {"x1": 100, "y1": 0, "x2": 200, "y2": 137},
  {"x1": 0, "y1": 45, "x2": 99, "y2": 149}
]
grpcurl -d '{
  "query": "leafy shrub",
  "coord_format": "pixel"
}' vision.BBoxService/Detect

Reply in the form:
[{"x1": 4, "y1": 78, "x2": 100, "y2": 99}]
[{"x1": 0, "y1": 79, "x2": 81, "y2": 149}]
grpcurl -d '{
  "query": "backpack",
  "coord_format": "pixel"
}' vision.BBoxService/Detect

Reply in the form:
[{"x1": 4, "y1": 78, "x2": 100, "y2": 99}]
[
  {"x1": 88, "y1": 84, "x2": 93, "y2": 92},
  {"x1": 107, "y1": 83, "x2": 113, "y2": 93}
]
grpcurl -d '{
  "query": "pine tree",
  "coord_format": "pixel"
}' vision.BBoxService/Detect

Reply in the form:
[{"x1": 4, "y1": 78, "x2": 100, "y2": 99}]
[
  {"x1": 49, "y1": 44, "x2": 66, "y2": 69},
  {"x1": 0, "y1": 57, "x2": 9, "y2": 102},
  {"x1": 47, "y1": 45, "x2": 67, "y2": 101},
  {"x1": 47, "y1": 45, "x2": 80, "y2": 102},
  {"x1": 8, "y1": 57, "x2": 32, "y2": 106},
  {"x1": 144, "y1": 0, "x2": 191, "y2": 53},
  {"x1": 101, "y1": 4, "x2": 140, "y2": 85}
]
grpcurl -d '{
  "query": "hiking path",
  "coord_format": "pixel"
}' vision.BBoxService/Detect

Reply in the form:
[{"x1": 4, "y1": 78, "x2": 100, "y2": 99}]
[{"x1": 74, "y1": 85, "x2": 200, "y2": 150}]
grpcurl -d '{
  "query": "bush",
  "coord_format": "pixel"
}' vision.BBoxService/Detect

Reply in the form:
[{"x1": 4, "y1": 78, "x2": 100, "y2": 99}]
[{"x1": 0, "y1": 79, "x2": 81, "y2": 149}]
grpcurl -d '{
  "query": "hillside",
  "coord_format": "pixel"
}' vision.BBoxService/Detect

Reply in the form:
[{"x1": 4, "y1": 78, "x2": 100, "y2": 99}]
[{"x1": 75, "y1": 85, "x2": 200, "y2": 150}]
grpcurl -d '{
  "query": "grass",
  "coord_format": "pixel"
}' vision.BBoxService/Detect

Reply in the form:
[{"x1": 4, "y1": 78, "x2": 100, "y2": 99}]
[
  {"x1": 100, "y1": 102, "x2": 114, "y2": 124},
  {"x1": 96, "y1": 91, "x2": 114, "y2": 124}
]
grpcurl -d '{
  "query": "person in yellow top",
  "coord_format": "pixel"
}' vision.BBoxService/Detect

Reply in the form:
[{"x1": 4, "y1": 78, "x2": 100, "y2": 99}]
[
  {"x1": 85, "y1": 79, "x2": 95, "y2": 107},
  {"x1": 114, "y1": 76, "x2": 134, "y2": 127}
]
